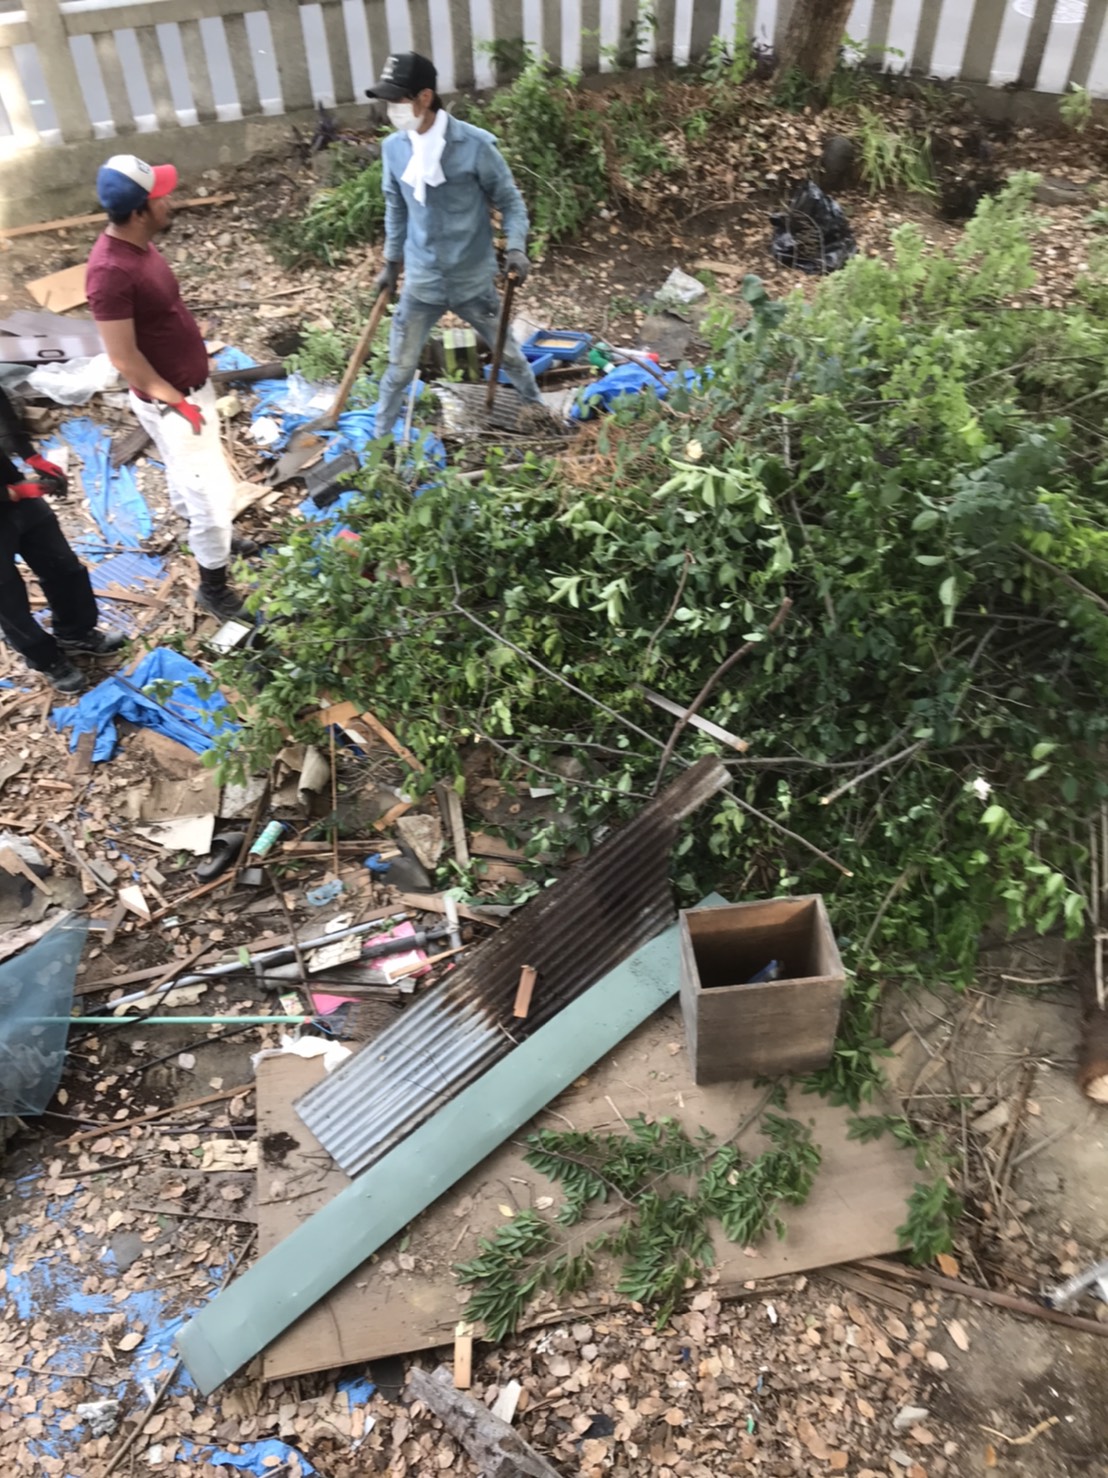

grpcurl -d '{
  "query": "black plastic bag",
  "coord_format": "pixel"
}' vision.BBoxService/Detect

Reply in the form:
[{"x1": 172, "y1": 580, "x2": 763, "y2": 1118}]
[{"x1": 770, "y1": 182, "x2": 857, "y2": 275}]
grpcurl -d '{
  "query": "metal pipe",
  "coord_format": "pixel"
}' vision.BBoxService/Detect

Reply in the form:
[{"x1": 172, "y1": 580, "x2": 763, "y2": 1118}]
[
  {"x1": 64, "y1": 1015, "x2": 311, "y2": 1026},
  {"x1": 105, "y1": 914, "x2": 410, "y2": 1009}
]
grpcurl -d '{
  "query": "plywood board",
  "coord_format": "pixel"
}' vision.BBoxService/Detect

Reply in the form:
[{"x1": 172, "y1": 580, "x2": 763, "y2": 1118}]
[
  {"x1": 26, "y1": 262, "x2": 88, "y2": 312},
  {"x1": 256, "y1": 1003, "x2": 919, "y2": 1380}
]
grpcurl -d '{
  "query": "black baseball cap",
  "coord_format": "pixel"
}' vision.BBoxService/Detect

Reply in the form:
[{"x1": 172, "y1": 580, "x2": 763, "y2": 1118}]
[{"x1": 365, "y1": 52, "x2": 437, "y2": 101}]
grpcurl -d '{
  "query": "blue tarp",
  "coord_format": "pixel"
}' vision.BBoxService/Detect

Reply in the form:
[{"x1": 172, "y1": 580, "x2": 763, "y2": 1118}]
[
  {"x1": 53, "y1": 647, "x2": 236, "y2": 763},
  {"x1": 57, "y1": 419, "x2": 152, "y2": 550},
  {"x1": 571, "y1": 362, "x2": 701, "y2": 420},
  {"x1": 88, "y1": 551, "x2": 166, "y2": 636}
]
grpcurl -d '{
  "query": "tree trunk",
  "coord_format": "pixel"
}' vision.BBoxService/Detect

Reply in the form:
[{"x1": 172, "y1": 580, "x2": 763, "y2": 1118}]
[{"x1": 776, "y1": 0, "x2": 856, "y2": 83}]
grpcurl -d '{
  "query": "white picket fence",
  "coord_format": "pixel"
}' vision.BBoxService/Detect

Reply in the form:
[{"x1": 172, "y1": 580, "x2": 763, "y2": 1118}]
[{"x1": 0, "y1": 0, "x2": 1104, "y2": 152}]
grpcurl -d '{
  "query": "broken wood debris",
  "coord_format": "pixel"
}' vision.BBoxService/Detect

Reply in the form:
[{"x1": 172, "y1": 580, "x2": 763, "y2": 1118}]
[
  {"x1": 513, "y1": 963, "x2": 538, "y2": 1019},
  {"x1": 408, "y1": 1365, "x2": 561, "y2": 1478}
]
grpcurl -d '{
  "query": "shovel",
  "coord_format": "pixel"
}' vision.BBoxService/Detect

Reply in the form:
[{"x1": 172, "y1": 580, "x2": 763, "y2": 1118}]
[
  {"x1": 485, "y1": 270, "x2": 520, "y2": 413},
  {"x1": 269, "y1": 284, "x2": 392, "y2": 484}
]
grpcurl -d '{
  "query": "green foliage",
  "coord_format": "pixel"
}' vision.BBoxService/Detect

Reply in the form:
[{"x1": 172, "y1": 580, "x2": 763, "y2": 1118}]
[
  {"x1": 856, "y1": 106, "x2": 934, "y2": 195},
  {"x1": 453, "y1": 1114, "x2": 822, "y2": 1336},
  {"x1": 278, "y1": 150, "x2": 386, "y2": 265},
  {"x1": 215, "y1": 177, "x2": 1107, "y2": 1111},
  {"x1": 1060, "y1": 82, "x2": 1093, "y2": 133}
]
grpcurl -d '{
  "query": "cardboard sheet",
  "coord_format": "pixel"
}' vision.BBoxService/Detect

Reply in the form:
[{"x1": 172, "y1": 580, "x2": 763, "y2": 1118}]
[{"x1": 255, "y1": 1003, "x2": 920, "y2": 1380}]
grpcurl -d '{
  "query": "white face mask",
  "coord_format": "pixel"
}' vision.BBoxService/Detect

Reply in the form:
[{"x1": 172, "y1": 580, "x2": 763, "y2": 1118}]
[{"x1": 388, "y1": 102, "x2": 420, "y2": 132}]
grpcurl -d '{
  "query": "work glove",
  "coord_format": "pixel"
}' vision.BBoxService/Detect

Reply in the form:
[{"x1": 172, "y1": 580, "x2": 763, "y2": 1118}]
[
  {"x1": 375, "y1": 260, "x2": 402, "y2": 296},
  {"x1": 505, "y1": 249, "x2": 530, "y2": 284},
  {"x1": 6, "y1": 481, "x2": 46, "y2": 502},
  {"x1": 167, "y1": 399, "x2": 204, "y2": 435},
  {"x1": 27, "y1": 453, "x2": 67, "y2": 487}
]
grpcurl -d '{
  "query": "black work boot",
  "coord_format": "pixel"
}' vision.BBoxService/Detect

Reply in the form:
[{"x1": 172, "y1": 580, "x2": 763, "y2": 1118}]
[
  {"x1": 196, "y1": 564, "x2": 248, "y2": 620},
  {"x1": 41, "y1": 658, "x2": 84, "y2": 694},
  {"x1": 230, "y1": 533, "x2": 260, "y2": 558},
  {"x1": 58, "y1": 628, "x2": 127, "y2": 657}
]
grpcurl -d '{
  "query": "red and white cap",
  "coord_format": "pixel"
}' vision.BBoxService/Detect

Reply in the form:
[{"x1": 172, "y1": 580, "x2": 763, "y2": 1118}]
[{"x1": 96, "y1": 155, "x2": 178, "y2": 213}]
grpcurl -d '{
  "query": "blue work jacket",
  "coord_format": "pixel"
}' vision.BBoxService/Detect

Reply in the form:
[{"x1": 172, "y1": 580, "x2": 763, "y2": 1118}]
[{"x1": 381, "y1": 113, "x2": 529, "y2": 306}]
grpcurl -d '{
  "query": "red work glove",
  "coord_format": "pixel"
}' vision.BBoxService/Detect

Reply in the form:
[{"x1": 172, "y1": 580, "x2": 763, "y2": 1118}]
[
  {"x1": 168, "y1": 400, "x2": 204, "y2": 435},
  {"x1": 27, "y1": 453, "x2": 66, "y2": 483},
  {"x1": 6, "y1": 481, "x2": 46, "y2": 502}
]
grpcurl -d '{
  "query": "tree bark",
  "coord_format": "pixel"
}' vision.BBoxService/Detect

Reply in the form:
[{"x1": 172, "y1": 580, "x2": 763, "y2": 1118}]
[{"x1": 776, "y1": 0, "x2": 856, "y2": 83}]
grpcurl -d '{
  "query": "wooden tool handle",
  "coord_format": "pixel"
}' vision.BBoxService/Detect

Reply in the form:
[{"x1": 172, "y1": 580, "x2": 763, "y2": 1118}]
[
  {"x1": 486, "y1": 272, "x2": 519, "y2": 412},
  {"x1": 324, "y1": 286, "x2": 392, "y2": 428}
]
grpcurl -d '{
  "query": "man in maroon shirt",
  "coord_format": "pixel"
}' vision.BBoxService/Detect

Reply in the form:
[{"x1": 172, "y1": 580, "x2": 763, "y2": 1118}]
[{"x1": 87, "y1": 156, "x2": 249, "y2": 620}]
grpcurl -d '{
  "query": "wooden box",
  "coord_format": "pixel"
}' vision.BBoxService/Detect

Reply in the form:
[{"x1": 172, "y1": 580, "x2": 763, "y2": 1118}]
[{"x1": 678, "y1": 896, "x2": 845, "y2": 1084}]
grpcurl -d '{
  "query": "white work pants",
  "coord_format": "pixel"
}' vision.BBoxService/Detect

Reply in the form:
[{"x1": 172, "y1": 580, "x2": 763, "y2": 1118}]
[{"x1": 129, "y1": 379, "x2": 235, "y2": 569}]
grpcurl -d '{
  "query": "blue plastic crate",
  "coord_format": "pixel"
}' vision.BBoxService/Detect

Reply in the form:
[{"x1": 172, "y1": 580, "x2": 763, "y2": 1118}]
[
  {"x1": 484, "y1": 351, "x2": 555, "y2": 384},
  {"x1": 523, "y1": 330, "x2": 592, "y2": 363}
]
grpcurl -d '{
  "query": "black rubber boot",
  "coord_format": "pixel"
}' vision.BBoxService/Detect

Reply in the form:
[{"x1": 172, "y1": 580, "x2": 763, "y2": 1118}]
[
  {"x1": 58, "y1": 628, "x2": 127, "y2": 657},
  {"x1": 42, "y1": 658, "x2": 84, "y2": 694},
  {"x1": 230, "y1": 533, "x2": 260, "y2": 558},
  {"x1": 196, "y1": 565, "x2": 248, "y2": 620}
]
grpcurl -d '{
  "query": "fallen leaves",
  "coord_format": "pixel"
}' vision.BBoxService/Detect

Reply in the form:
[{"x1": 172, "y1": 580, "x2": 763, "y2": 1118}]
[{"x1": 947, "y1": 1318, "x2": 969, "y2": 1351}]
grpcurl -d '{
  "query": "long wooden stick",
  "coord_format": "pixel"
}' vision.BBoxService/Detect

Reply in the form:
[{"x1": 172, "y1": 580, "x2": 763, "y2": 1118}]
[
  {"x1": 65, "y1": 1085, "x2": 253, "y2": 1146},
  {"x1": 653, "y1": 597, "x2": 793, "y2": 792},
  {"x1": 859, "y1": 1258, "x2": 1108, "y2": 1339},
  {"x1": 1, "y1": 194, "x2": 236, "y2": 240}
]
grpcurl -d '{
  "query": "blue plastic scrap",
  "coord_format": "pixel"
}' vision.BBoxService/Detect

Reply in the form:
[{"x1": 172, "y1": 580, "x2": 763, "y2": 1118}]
[
  {"x1": 0, "y1": 915, "x2": 88, "y2": 1116},
  {"x1": 177, "y1": 1438, "x2": 316, "y2": 1474},
  {"x1": 571, "y1": 362, "x2": 701, "y2": 420},
  {"x1": 53, "y1": 647, "x2": 236, "y2": 763},
  {"x1": 58, "y1": 418, "x2": 152, "y2": 549}
]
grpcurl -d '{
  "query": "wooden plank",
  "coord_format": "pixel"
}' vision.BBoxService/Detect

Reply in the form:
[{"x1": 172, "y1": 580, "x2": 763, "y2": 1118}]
[
  {"x1": 1, "y1": 194, "x2": 234, "y2": 240},
  {"x1": 358, "y1": 709, "x2": 425, "y2": 772},
  {"x1": 436, "y1": 782, "x2": 470, "y2": 869},
  {"x1": 136, "y1": 25, "x2": 179, "y2": 129},
  {"x1": 396, "y1": 890, "x2": 502, "y2": 928},
  {"x1": 409, "y1": 0, "x2": 433, "y2": 64},
  {"x1": 26, "y1": 0, "x2": 93, "y2": 142},
  {"x1": 0, "y1": 45, "x2": 39, "y2": 148},
  {"x1": 580, "y1": 0, "x2": 600, "y2": 74},
  {"x1": 867, "y1": 0, "x2": 894, "y2": 66},
  {"x1": 364, "y1": 0, "x2": 393, "y2": 81},
  {"x1": 26, "y1": 263, "x2": 87, "y2": 312},
  {"x1": 452, "y1": 1325, "x2": 473, "y2": 1389},
  {"x1": 615, "y1": 0, "x2": 639, "y2": 68},
  {"x1": 179, "y1": 17, "x2": 217, "y2": 122},
  {"x1": 652, "y1": 0, "x2": 676, "y2": 63},
  {"x1": 449, "y1": 0, "x2": 475, "y2": 85},
  {"x1": 512, "y1": 962, "x2": 537, "y2": 1018},
  {"x1": 960, "y1": 0, "x2": 1006, "y2": 83},
  {"x1": 0, "y1": 846, "x2": 51, "y2": 897},
  {"x1": 911, "y1": 0, "x2": 944, "y2": 76},
  {"x1": 267, "y1": 0, "x2": 313, "y2": 112},
  {"x1": 1018, "y1": 0, "x2": 1057, "y2": 89},
  {"x1": 92, "y1": 30, "x2": 136, "y2": 135},
  {"x1": 687, "y1": 0, "x2": 719, "y2": 66},
  {"x1": 63, "y1": 0, "x2": 255, "y2": 37},
  {"x1": 321, "y1": 0, "x2": 354, "y2": 104},
  {"x1": 1068, "y1": 0, "x2": 1108, "y2": 90},
  {"x1": 539, "y1": 0, "x2": 560, "y2": 66},
  {"x1": 247, "y1": 979, "x2": 920, "y2": 1382},
  {"x1": 224, "y1": 13, "x2": 261, "y2": 117}
]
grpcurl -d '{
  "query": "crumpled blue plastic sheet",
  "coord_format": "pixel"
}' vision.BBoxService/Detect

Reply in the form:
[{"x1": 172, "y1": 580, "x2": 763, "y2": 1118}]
[
  {"x1": 0, "y1": 914, "x2": 87, "y2": 1116},
  {"x1": 88, "y1": 551, "x2": 166, "y2": 636},
  {"x1": 571, "y1": 362, "x2": 702, "y2": 420},
  {"x1": 58, "y1": 418, "x2": 152, "y2": 549},
  {"x1": 0, "y1": 1170, "x2": 245, "y2": 1476},
  {"x1": 177, "y1": 1437, "x2": 316, "y2": 1473},
  {"x1": 53, "y1": 647, "x2": 236, "y2": 763}
]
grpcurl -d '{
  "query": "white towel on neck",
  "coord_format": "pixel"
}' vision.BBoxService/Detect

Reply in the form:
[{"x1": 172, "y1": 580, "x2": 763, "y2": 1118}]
[{"x1": 401, "y1": 107, "x2": 448, "y2": 205}]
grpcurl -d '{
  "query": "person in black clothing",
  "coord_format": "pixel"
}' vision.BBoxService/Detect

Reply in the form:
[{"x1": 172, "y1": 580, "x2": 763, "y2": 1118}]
[{"x1": 0, "y1": 386, "x2": 124, "y2": 693}]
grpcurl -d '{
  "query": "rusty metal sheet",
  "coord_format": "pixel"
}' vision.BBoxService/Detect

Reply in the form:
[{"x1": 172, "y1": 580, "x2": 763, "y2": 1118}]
[{"x1": 296, "y1": 756, "x2": 729, "y2": 1176}]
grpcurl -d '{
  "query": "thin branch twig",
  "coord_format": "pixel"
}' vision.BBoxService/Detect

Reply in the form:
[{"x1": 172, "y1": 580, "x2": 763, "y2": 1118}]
[
  {"x1": 653, "y1": 597, "x2": 793, "y2": 793},
  {"x1": 643, "y1": 549, "x2": 693, "y2": 671},
  {"x1": 820, "y1": 741, "x2": 927, "y2": 807}
]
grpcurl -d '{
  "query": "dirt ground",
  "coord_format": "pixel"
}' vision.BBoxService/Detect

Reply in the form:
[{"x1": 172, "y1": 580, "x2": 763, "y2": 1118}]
[{"x1": 1, "y1": 82, "x2": 1108, "y2": 1478}]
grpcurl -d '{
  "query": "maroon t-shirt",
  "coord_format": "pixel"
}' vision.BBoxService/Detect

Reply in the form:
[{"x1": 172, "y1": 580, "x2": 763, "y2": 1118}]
[{"x1": 86, "y1": 232, "x2": 209, "y2": 394}]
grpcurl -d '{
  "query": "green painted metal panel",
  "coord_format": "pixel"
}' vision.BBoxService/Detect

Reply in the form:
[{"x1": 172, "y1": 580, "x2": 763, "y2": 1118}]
[{"x1": 176, "y1": 897, "x2": 725, "y2": 1393}]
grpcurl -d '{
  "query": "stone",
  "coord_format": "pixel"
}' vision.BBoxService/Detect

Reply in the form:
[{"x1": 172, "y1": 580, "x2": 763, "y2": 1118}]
[
  {"x1": 1033, "y1": 176, "x2": 1089, "y2": 207},
  {"x1": 396, "y1": 813, "x2": 445, "y2": 872}
]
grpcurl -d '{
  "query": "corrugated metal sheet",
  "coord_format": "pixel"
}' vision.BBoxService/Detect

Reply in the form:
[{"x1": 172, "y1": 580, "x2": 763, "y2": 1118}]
[{"x1": 296, "y1": 757, "x2": 729, "y2": 1176}]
